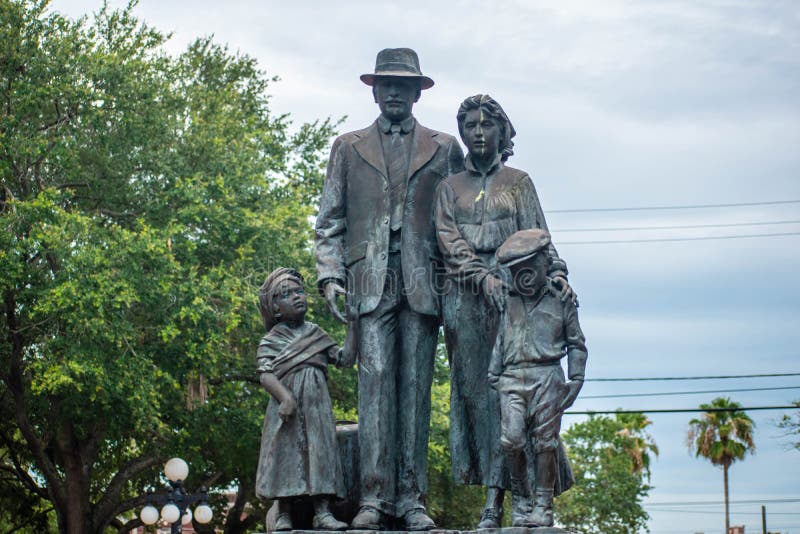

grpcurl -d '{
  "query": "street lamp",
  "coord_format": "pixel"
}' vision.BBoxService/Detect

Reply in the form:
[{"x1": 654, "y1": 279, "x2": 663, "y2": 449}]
[{"x1": 138, "y1": 457, "x2": 213, "y2": 533}]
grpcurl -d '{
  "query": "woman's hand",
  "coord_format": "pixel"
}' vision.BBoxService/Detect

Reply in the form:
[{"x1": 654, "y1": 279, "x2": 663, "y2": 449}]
[
  {"x1": 482, "y1": 274, "x2": 509, "y2": 313},
  {"x1": 278, "y1": 395, "x2": 297, "y2": 422},
  {"x1": 551, "y1": 275, "x2": 578, "y2": 305}
]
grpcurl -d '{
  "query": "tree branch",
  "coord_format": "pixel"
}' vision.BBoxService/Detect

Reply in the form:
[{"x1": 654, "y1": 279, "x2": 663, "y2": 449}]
[
  {"x1": 114, "y1": 516, "x2": 141, "y2": 534},
  {"x1": 3, "y1": 288, "x2": 66, "y2": 509},
  {"x1": 0, "y1": 430, "x2": 49, "y2": 499},
  {"x1": 92, "y1": 454, "x2": 164, "y2": 532},
  {"x1": 207, "y1": 373, "x2": 259, "y2": 386},
  {"x1": 96, "y1": 493, "x2": 152, "y2": 534}
]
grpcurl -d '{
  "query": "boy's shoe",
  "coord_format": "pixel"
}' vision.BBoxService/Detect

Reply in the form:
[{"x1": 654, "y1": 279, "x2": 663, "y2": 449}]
[
  {"x1": 526, "y1": 490, "x2": 554, "y2": 527},
  {"x1": 476, "y1": 506, "x2": 502, "y2": 528},
  {"x1": 313, "y1": 511, "x2": 348, "y2": 530},
  {"x1": 403, "y1": 509, "x2": 436, "y2": 531},
  {"x1": 274, "y1": 512, "x2": 293, "y2": 531},
  {"x1": 350, "y1": 505, "x2": 384, "y2": 530},
  {"x1": 510, "y1": 492, "x2": 532, "y2": 527}
]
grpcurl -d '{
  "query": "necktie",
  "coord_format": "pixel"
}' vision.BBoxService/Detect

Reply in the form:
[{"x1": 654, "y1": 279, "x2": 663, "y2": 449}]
[{"x1": 387, "y1": 124, "x2": 407, "y2": 231}]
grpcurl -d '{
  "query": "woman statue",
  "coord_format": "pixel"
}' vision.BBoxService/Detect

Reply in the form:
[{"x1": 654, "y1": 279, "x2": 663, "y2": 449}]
[{"x1": 434, "y1": 94, "x2": 574, "y2": 528}]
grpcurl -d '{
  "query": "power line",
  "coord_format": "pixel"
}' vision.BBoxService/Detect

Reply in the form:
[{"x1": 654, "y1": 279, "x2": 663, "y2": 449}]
[
  {"x1": 649, "y1": 508, "x2": 800, "y2": 515},
  {"x1": 586, "y1": 372, "x2": 800, "y2": 382},
  {"x1": 560, "y1": 231, "x2": 800, "y2": 245},
  {"x1": 581, "y1": 385, "x2": 800, "y2": 399},
  {"x1": 566, "y1": 405, "x2": 797, "y2": 415},
  {"x1": 547, "y1": 199, "x2": 800, "y2": 214},
  {"x1": 554, "y1": 219, "x2": 800, "y2": 233},
  {"x1": 646, "y1": 498, "x2": 800, "y2": 506}
]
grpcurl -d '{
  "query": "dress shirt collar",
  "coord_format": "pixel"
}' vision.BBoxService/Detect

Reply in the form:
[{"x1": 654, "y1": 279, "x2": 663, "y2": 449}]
[
  {"x1": 377, "y1": 114, "x2": 416, "y2": 135},
  {"x1": 465, "y1": 153, "x2": 503, "y2": 176}
]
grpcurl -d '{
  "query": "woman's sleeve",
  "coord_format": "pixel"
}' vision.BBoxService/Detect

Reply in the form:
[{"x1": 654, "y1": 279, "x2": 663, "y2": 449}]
[
  {"x1": 434, "y1": 180, "x2": 492, "y2": 286},
  {"x1": 515, "y1": 175, "x2": 568, "y2": 279}
]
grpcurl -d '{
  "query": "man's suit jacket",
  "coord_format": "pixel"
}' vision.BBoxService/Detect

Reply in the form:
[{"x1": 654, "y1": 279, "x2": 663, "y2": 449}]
[{"x1": 315, "y1": 118, "x2": 464, "y2": 317}]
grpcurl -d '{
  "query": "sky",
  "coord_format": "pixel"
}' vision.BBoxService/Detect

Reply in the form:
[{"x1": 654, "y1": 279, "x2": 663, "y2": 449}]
[{"x1": 53, "y1": 1, "x2": 800, "y2": 532}]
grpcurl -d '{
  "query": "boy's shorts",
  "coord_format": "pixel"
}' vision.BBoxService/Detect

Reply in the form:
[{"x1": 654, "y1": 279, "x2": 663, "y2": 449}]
[{"x1": 495, "y1": 363, "x2": 566, "y2": 453}]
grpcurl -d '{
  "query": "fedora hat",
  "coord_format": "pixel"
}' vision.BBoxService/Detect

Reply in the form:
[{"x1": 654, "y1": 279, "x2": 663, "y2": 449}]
[{"x1": 360, "y1": 48, "x2": 434, "y2": 90}]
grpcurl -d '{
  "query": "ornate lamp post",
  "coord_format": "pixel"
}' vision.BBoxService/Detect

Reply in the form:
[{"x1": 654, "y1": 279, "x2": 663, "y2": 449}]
[{"x1": 138, "y1": 458, "x2": 213, "y2": 533}]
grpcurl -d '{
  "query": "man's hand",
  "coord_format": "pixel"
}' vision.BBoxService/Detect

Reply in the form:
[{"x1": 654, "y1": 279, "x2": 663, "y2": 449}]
[
  {"x1": 323, "y1": 280, "x2": 347, "y2": 323},
  {"x1": 551, "y1": 275, "x2": 578, "y2": 305},
  {"x1": 482, "y1": 274, "x2": 508, "y2": 313},
  {"x1": 488, "y1": 373, "x2": 500, "y2": 390},
  {"x1": 562, "y1": 379, "x2": 584, "y2": 411},
  {"x1": 278, "y1": 395, "x2": 297, "y2": 422}
]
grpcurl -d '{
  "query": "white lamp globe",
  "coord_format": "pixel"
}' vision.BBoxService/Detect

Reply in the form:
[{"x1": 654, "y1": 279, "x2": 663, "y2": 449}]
[
  {"x1": 164, "y1": 457, "x2": 189, "y2": 482},
  {"x1": 161, "y1": 503, "x2": 181, "y2": 524},
  {"x1": 194, "y1": 503, "x2": 213, "y2": 524},
  {"x1": 139, "y1": 505, "x2": 159, "y2": 525},
  {"x1": 181, "y1": 508, "x2": 193, "y2": 525}
]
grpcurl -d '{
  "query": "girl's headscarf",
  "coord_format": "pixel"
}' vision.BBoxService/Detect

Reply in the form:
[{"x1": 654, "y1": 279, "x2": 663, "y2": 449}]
[{"x1": 258, "y1": 267, "x2": 304, "y2": 331}]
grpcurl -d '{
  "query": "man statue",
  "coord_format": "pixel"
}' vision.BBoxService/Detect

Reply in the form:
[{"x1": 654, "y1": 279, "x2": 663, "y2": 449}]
[{"x1": 315, "y1": 48, "x2": 464, "y2": 530}]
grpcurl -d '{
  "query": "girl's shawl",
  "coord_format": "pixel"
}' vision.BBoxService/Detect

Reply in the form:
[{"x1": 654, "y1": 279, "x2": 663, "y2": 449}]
[{"x1": 256, "y1": 321, "x2": 335, "y2": 379}]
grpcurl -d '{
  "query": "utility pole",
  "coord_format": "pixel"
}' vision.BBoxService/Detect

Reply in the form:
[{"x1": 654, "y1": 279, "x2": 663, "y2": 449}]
[{"x1": 761, "y1": 505, "x2": 766, "y2": 534}]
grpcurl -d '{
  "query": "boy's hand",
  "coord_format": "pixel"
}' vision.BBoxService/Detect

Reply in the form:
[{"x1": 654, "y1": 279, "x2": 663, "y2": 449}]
[
  {"x1": 562, "y1": 379, "x2": 584, "y2": 410},
  {"x1": 278, "y1": 395, "x2": 297, "y2": 422}
]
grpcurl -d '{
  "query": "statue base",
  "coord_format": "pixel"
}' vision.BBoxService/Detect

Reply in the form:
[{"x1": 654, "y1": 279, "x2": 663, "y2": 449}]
[{"x1": 256, "y1": 529, "x2": 579, "y2": 534}]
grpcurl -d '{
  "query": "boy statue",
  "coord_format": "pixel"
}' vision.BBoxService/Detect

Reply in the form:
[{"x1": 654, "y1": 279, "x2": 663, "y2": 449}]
[{"x1": 488, "y1": 229, "x2": 587, "y2": 527}]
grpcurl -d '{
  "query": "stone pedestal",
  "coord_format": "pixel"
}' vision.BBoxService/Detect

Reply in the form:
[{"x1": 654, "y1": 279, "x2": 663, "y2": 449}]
[
  {"x1": 261, "y1": 426, "x2": 581, "y2": 534},
  {"x1": 257, "y1": 528, "x2": 579, "y2": 534}
]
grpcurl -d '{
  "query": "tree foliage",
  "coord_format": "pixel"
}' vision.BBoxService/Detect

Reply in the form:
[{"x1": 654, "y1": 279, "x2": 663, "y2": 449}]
[
  {"x1": 555, "y1": 413, "x2": 655, "y2": 534},
  {"x1": 0, "y1": 1, "x2": 341, "y2": 532},
  {"x1": 425, "y1": 342, "x2": 485, "y2": 528},
  {"x1": 687, "y1": 397, "x2": 755, "y2": 534},
  {"x1": 777, "y1": 400, "x2": 799, "y2": 452}
]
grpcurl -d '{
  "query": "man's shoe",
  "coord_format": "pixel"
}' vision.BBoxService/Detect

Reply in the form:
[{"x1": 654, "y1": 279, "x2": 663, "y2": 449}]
[
  {"x1": 313, "y1": 511, "x2": 348, "y2": 530},
  {"x1": 274, "y1": 512, "x2": 293, "y2": 531},
  {"x1": 403, "y1": 509, "x2": 436, "y2": 531},
  {"x1": 350, "y1": 506, "x2": 383, "y2": 530},
  {"x1": 476, "y1": 506, "x2": 502, "y2": 529}
]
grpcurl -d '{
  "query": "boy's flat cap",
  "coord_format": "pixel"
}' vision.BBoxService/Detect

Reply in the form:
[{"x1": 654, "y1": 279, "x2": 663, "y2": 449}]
[{"x1": 496, "y1": 228, "x2": 552, "y2": 267}]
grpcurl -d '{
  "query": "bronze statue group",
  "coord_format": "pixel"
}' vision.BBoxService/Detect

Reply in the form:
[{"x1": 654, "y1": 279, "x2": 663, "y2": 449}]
[{"x1": 254, "y1": 49, "x2": 587, "y2": 531}]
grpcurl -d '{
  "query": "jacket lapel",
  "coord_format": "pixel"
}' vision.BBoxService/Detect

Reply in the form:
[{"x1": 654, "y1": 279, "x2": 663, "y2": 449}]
[
  {"x1": 353, "y1": 121, "x2": 387, "y2": 179},
  {"x1": 408, "y1": 124, "x2": 439, "y2": 179}
]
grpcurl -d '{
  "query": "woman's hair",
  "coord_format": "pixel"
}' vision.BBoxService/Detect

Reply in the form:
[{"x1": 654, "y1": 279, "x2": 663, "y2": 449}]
[{"x1": 456, "y1": 94, "x2": 517, "y2": 162}]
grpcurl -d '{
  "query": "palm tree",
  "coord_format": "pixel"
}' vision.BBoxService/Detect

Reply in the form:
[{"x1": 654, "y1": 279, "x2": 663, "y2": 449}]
[
  {"x1": 687, "y1": 397, "x2": 755, "y2": 533},
  {"x1": 615, "y1": 412, "x2": 659, "y2": 479}
]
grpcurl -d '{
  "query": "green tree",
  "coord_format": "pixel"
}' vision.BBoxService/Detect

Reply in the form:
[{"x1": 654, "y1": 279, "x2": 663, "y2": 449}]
[
  {"x1": 614, "y1": 412, "x2": 659, "y2": 479},
  {"x1": 424, "y1": 342, "x2": 485, "y2": 528},
  {"x1": 555, "y1": 413, "x2": 654, "y2": 534},
  {"x1": 777, "y1": 400, "x2": 800, "y2": 452},
  {"x1": 0, "y1": 1, "x2": 341, "y2": 532},
  {"x1": 687, "y1": 397, "x2": 755, "y2": 534}
]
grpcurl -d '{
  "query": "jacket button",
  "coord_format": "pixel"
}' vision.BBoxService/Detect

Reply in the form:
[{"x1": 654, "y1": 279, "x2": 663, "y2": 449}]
[
  {"x1": 384, "y1": 217, "x2": 389, "y2": 224},
  {"x1": 383, "y1": 185, "x2": 389, "y2": 192},
  {"x1": 380, "y1": 252, "x2": 386, "y2": 260}
]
